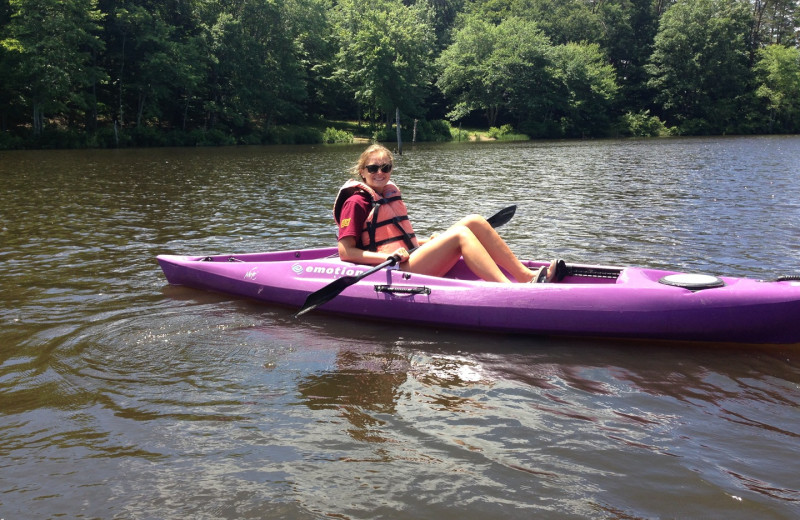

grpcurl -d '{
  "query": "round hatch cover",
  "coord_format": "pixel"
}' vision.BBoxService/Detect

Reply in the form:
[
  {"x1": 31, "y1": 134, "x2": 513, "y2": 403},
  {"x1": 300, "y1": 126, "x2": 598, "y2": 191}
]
[{"x1": 659, "y1": 273, "x2": 725, "y2": 290}]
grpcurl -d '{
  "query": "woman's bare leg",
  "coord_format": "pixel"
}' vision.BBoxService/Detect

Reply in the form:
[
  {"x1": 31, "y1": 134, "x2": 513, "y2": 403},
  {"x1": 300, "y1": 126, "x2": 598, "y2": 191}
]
[
  {"x1": 457, "y1": 214, "x2": 537, "y2": 282},
  {"x1": 405, "y1": 224, "x2": 513, "y2": 282}
]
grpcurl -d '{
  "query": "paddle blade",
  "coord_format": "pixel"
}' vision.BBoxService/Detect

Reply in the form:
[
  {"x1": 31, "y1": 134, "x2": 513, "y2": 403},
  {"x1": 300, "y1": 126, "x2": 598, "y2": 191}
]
[
  {"x1": 294, "y1": 275, "x2": 360, "y2": 317},
  {"x1": 486, "y1": 204, "x2": 516, "y2": 228}
]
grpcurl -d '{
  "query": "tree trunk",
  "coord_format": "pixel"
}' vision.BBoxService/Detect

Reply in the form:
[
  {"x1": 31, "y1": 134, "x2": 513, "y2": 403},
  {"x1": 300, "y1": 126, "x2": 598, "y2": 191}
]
[
  {"x1": 118, "y1": 32, "x2": 126, "y2": 127},
  {"x1": 136, "y1": 90, "x2": 146, "y2": 127},
  {"x1": 183, "y1": 97, "x2": 190, "y2": 131},
  {"x1": 395, "y1": 107, "x2": 402, "y2": 155},
  {"x1": 89, "y1": 50, "x2": 98, "y2": 131},
  {"x1": 33, "y1": 102, "x2": 43, "y2": 136},
  {"x1": 486, "y1": 105, "x2": 499, "y2": 127}
]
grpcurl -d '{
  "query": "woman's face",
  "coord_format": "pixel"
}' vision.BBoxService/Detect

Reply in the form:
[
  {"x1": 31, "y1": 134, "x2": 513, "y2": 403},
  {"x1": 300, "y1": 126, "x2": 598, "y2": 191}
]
[{"x1": 360, "y1": 152, "x2": 393, "y2": 193}]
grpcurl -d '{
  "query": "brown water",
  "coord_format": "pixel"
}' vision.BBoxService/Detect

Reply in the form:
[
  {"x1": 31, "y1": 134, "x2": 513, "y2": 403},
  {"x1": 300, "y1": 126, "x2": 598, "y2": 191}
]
[{"x1": 2, "y1": 137, "x2": 800, "y2": 519}]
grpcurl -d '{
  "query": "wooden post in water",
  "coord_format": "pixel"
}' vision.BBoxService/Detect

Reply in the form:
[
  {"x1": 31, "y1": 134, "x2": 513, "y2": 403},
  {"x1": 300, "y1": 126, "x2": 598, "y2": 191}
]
[{"x1": 395, "y1": 107, "x2": 402, "y2": 155}]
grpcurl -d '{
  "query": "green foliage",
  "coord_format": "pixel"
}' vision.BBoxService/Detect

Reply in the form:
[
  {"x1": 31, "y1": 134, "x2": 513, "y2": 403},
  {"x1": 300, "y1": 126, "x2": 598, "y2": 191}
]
[
  {"x1": 200, "y1": 0, "x2": 308, "y2": 133},
  {"x1": 1, "y1": 0, "x2": 799, "y2": 149},
  {"x1": 332, "y1": 0, "x2": 435, "y2": 123},
  {"x1": 438, "y1": 15, "x2": 618, "y2": 137},
  {"x1": 468, "y1": 0, "x2": 659, "y2": 117},
  {"x1": 549, "y1": 42, "x2": 619, "y2": 137},
  {"x1": 0, "y1": 131, "x2": 24, "y2": 149},
  {"x1": 506, "y1": 0, "x2": 604, "y2": 44},
  {"x1": 751, "y1": 0, "x2": 798, "y2": 48},
  {"x1": 437, "y1": 16, "x2": 554, "y2": 127},
  {"x1": 754, "y1": 44, "x2": 800, "y2": 133},
  {"x1": 419, "y1": 119, "x2": 455, "y2": 142},
  {"x1": 488, "y1": 124, "x2": 527, "y2": 140},
  {"x1": 2, "y1": 0, "x2": 106, "y2": 134},
  {"x1": 615, "y1": 110, "x2": 672, "y2": 137},
  {"x1": 322, "y1": 127, "x2": 354, "y2": 144},
  {"x1": 646, "y1": 0, "x2": 754, "y2": 134},
  {"x1": 450, "y1": 125, "x2": 470, "y2": 141}
]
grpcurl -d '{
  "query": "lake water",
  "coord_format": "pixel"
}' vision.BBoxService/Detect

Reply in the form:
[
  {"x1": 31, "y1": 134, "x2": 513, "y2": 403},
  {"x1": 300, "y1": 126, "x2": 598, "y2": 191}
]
[{"x1": 1, "y1": 136, "x2": 799, "y2": 519}]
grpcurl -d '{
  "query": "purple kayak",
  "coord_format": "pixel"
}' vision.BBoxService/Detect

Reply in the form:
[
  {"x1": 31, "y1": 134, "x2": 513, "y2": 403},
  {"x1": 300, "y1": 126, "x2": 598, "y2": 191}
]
[{"x1": 157, "y1": 247, "x2": 800, "y2": 345}]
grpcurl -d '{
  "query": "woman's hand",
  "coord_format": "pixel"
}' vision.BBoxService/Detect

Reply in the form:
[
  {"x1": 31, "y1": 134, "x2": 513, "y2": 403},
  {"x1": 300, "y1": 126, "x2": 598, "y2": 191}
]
[{"x1": 390, "y1": 247, "x2": 410, "y2": 263}]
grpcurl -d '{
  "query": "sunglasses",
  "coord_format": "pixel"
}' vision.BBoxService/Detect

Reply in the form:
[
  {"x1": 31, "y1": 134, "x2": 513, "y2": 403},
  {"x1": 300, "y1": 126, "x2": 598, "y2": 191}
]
[{"x1": 364, "y1": 163, "x2": 393, "y2": 174}]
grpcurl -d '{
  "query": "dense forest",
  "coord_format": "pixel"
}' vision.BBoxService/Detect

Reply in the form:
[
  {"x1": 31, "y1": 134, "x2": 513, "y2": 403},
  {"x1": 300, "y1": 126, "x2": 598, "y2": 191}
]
[{"x1": 0, "y1": 0, "x2": 798, "y2": 149}]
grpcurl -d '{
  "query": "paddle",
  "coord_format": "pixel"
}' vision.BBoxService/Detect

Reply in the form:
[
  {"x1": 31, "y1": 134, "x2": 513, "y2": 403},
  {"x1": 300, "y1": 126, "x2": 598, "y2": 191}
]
[{"x1": 295, "y1": 205, "x2": 517, "y2": 317}]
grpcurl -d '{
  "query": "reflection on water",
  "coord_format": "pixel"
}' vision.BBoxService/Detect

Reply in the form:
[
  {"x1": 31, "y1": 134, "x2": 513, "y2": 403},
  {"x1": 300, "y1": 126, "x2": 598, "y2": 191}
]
[{"x1": 1, "y1": 137, "x2": 800, "y2": 518}]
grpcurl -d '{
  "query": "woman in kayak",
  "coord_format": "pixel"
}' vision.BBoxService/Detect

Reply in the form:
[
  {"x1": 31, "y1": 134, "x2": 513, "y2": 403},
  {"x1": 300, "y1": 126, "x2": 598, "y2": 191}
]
[{"x1": 334, "y1": 144, "x2": 560, "y2": 283}]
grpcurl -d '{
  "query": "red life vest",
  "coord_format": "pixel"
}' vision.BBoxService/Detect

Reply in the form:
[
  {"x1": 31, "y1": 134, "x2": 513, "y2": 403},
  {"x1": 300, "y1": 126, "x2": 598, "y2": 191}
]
[{"x1": 333, "y1": 180, "x2": 418, "y2": 253}]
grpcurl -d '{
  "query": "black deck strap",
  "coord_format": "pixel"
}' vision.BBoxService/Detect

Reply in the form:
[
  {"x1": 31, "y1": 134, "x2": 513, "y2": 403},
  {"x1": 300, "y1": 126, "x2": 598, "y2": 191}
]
[
  {"x1": 374, "y1": 285, "x2": 431, "y2": 295},
  {"x1": 198, "y1": 256, "x2": 245, "y2": 262},
  {"x1": 567, "y1": 265, "x2": 622, "y2": 279},
  {"x1": 776, "y1": 275, "x2": 800, "y2": 281}
]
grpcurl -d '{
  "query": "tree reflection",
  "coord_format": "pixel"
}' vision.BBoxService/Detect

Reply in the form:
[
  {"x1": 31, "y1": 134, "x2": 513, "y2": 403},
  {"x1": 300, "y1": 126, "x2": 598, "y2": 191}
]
[
  {"x1": 297, "y1": 348, "x2": 410, "y2": 443},
  {"x1": 295, "y1": 343, "x2": 500, "y2": 443}
]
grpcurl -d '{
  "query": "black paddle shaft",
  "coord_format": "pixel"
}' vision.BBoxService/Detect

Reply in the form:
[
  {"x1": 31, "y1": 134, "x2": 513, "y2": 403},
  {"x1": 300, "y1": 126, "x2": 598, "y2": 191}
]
[{"x1": 294, "y1": 205, "x2": 516, "y2": 317}]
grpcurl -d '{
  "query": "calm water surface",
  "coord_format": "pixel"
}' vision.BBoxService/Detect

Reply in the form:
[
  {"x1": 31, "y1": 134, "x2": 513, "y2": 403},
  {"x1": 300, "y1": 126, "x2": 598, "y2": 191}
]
[{"x1": 1, "y1": 137, "x2": 800, "y2": 519}]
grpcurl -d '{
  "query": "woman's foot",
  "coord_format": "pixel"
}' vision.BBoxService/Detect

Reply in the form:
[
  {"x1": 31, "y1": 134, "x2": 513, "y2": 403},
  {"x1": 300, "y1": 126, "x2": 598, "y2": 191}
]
[
  {"x1": 528, "y1": 265, "x2": 548, "y2": 283},
  {"x1": 528, "y1": 259, "x2": 566, "y2": 283}
]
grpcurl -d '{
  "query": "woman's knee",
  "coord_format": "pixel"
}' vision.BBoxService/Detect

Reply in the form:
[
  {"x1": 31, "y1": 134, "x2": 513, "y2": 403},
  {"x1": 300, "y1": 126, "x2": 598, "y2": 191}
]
[
  {"x1": 446, "y1": 223, "x2": 474, "y2": 239},
  {"x1": 456, "y1": 214, "x2": 492, "y2": 236},
  {"x1": 458, "y1": 214, "x2": 486, "y2": 227}
]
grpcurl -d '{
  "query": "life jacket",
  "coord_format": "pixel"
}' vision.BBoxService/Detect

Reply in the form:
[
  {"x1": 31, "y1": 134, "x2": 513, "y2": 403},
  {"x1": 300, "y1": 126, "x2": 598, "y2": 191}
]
[{"x1": 333, "y1": 180, "x2": 418, "y2": 253}]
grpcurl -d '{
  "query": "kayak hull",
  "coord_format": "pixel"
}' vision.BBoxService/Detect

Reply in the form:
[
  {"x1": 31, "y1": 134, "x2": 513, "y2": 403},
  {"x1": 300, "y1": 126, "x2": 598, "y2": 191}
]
[{"x1": 157, "y1": 247, "x2": 800, "y2": 345}]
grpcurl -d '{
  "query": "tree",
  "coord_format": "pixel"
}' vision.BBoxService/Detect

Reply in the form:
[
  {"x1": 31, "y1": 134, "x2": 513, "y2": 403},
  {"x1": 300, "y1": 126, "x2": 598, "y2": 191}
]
[
  {"x1": 96, "y1": 0, "x2": 208, "y2": 141},
  {"x1": 284, "y1": 0, "x2": 343, "y2": 119},
  {"x1": 437, "y1": 16, "x2": 554, "y2": 127},
  {"x1": 109, "y1": 4, "x2": 179, "y2": 128},
  {"x1": 332, "y1": 0, "x2": 436, "y2": 127},
  {"x1": 233, "y1": 0, "x2": 307, "y2": 129},
  {"x1": 754, "y1": 44, "x2": 800, "y2": 132},
  {"x1": 508, "y1": 0, "x2": 604, "y2": 45},
  {"x1": 549, "y1": 42, "x2": 620, "y2": 137},
  {"x1": 437, "y1": 15, "x2": 617, "y2": 136},
  {"x1": 462, "y1": 0, "x2": 649, "y2": 125},
  {"x1": 427, "y1": 0, "x2": 467, "y2": 49},
  {"x1": 197, "y1": 0, "x2": 309, "y2": 135},
  {"x1": 2, "y1": 0, "x2": 106, "y2": 135},
  {"x1": 594, "y1": 0, "x2": 660, "y2": 114},
  {"x1": 646, "y1": 0, "x2": 754, "y2": 134},
  {"x1": 751, "y1": 0, "x2": 799, "y2": 49},
  {"x1": 0, "y1": 0, "x2": 21, "y2": 131}
]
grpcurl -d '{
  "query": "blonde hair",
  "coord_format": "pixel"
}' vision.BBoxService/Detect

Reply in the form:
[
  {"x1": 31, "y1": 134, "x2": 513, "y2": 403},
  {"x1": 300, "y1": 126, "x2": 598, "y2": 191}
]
[{"x1": 350, "y1": 144, "x2": 394, "y2": 180}]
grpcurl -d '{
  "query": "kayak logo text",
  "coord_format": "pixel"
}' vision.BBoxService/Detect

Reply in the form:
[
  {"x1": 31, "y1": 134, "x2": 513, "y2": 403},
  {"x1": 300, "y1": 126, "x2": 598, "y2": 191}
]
[{"x1": 294, "y1": 264, "x2": 367, "y2": 277}]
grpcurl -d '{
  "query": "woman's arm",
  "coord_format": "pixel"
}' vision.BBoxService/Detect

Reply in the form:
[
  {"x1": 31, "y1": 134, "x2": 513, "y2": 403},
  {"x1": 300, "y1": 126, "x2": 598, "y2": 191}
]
[{"x1": 338, "y1": 237, "x2": 409, "y2": 265}]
